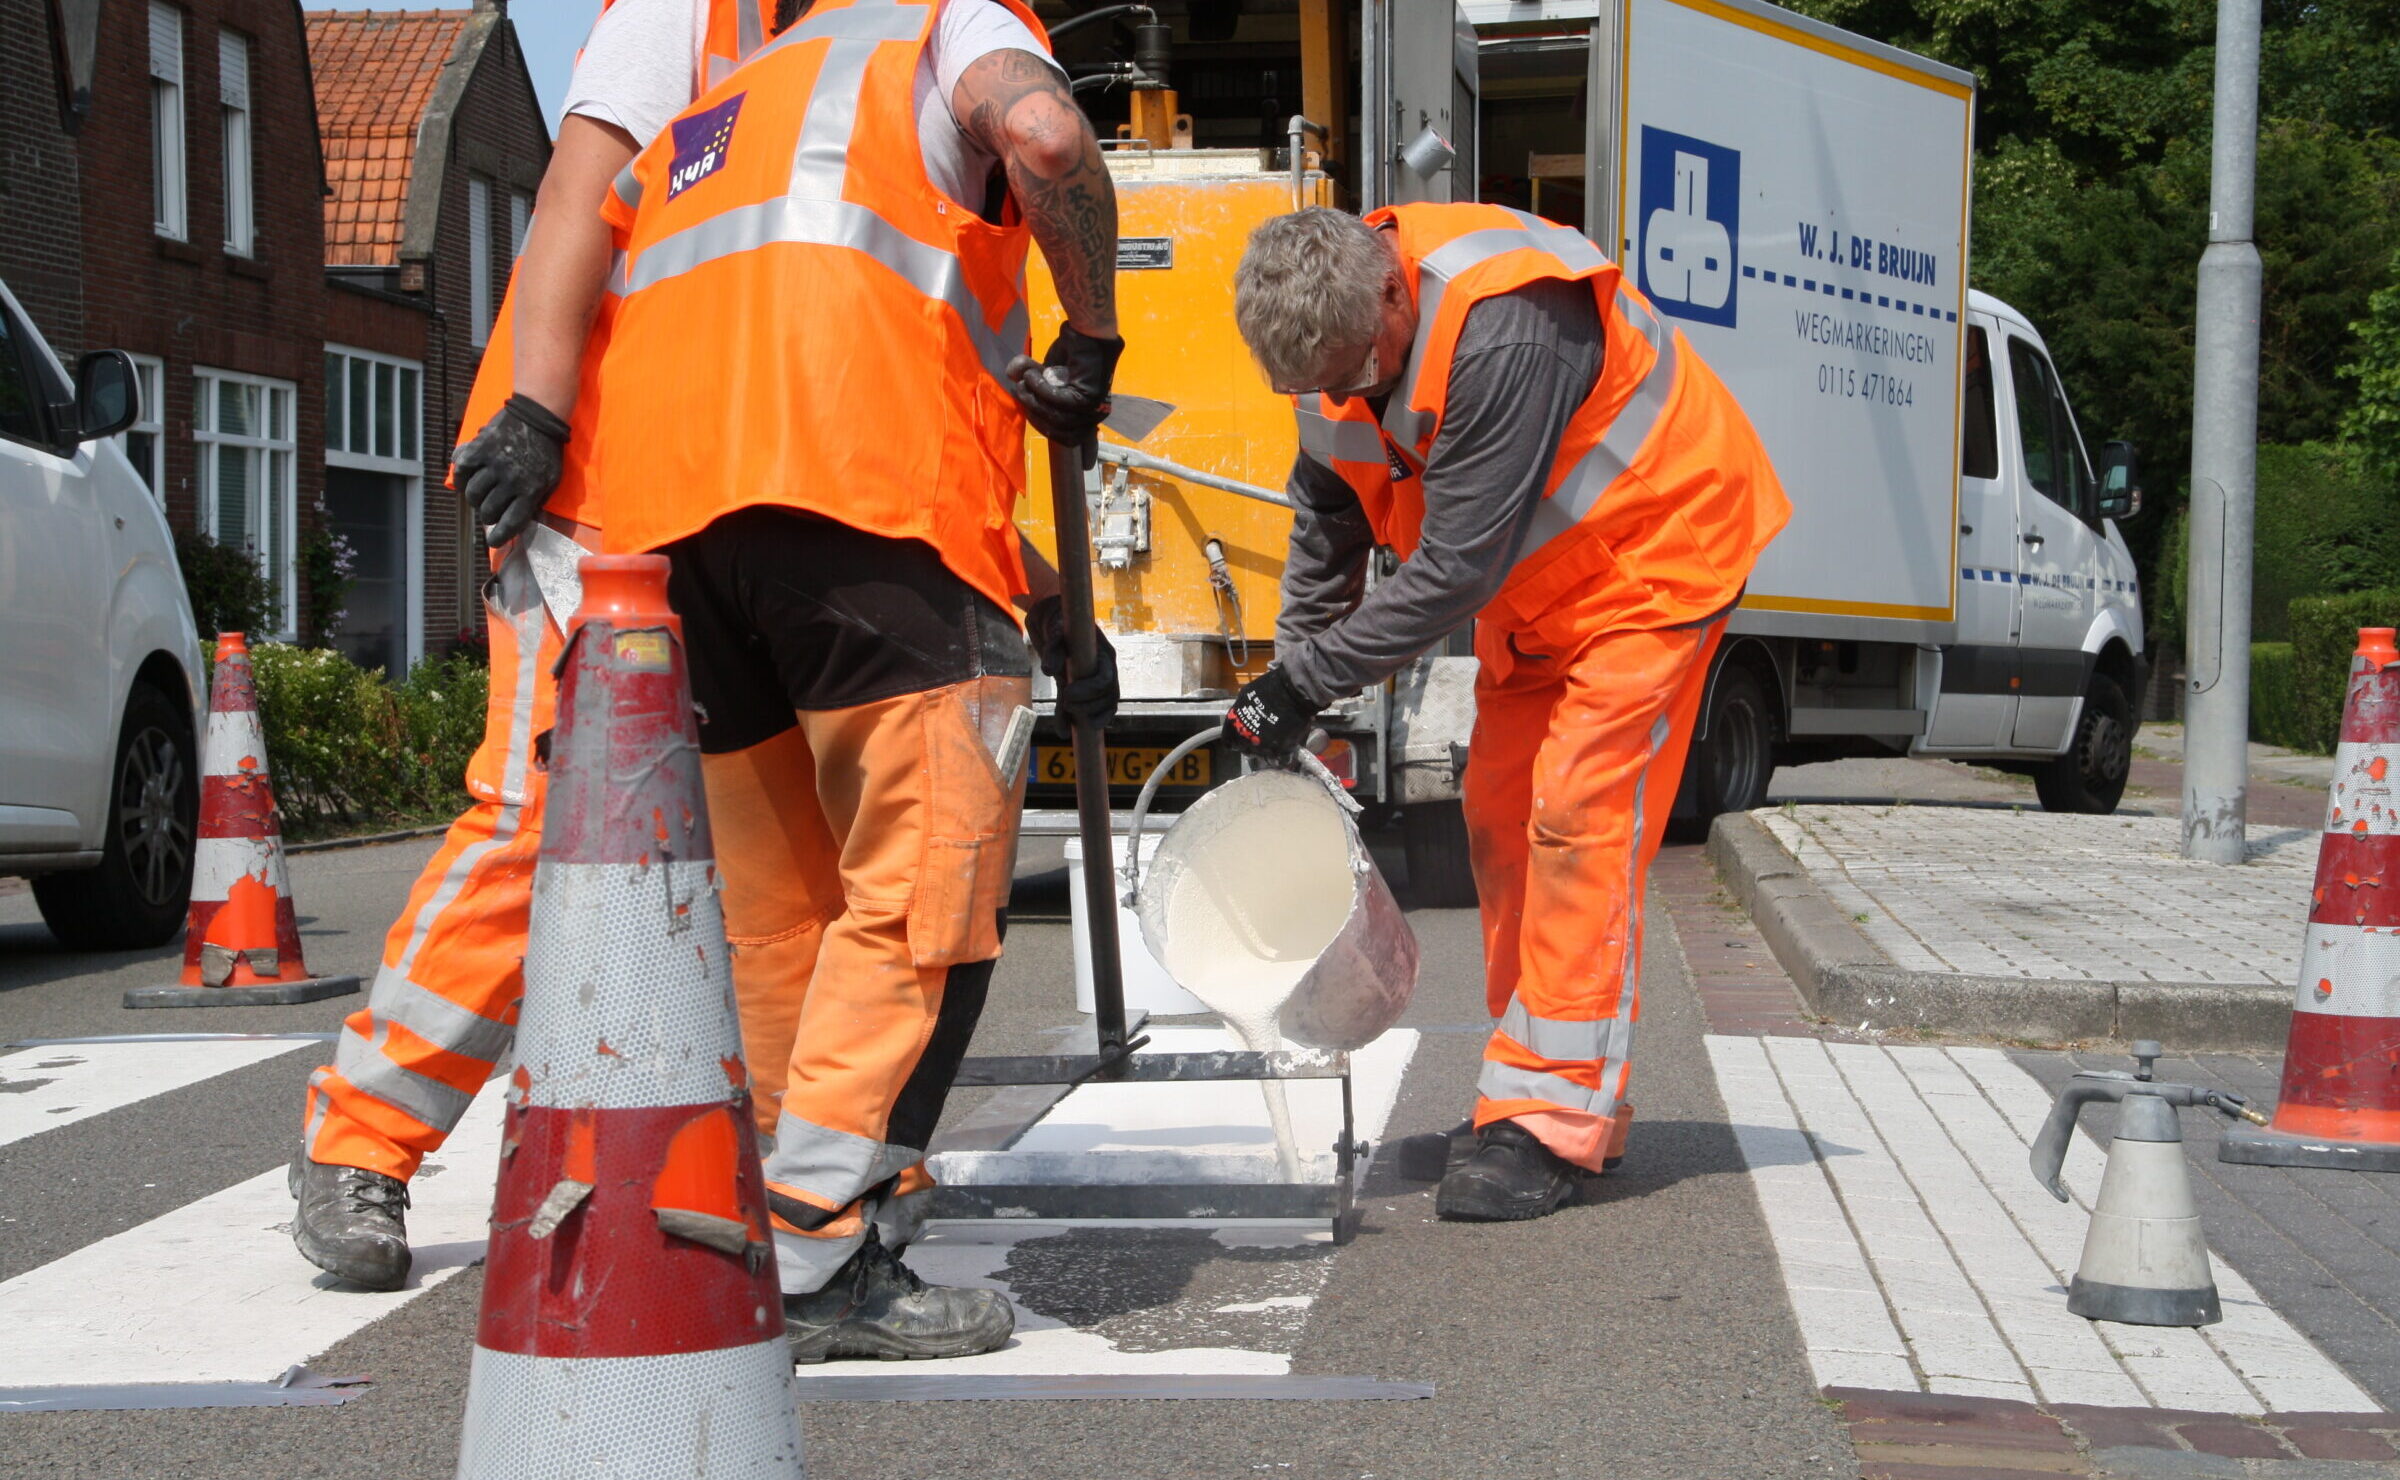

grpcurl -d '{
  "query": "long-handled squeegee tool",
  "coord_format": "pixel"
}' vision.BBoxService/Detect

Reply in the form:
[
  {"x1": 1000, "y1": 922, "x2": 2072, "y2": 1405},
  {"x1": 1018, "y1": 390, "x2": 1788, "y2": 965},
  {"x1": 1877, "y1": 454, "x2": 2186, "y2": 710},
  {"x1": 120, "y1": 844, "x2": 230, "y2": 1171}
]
[{"x1": 931, "y1": 405, "x2": 1362, "y2": 1239}]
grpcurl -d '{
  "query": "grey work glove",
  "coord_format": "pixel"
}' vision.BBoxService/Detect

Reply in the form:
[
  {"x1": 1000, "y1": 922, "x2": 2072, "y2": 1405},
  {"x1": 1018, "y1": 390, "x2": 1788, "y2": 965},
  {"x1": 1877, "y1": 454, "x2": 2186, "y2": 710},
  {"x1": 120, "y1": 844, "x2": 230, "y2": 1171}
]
[
  {"x1": 453, "y1": 393, "x2": 570, "y2": 545},
  {"x1": 1025, "y1": 594, "x2": 1119, "y2": 730},
  {"x1": 1005, "y1": 326, "x2": 1124, "y2": 470}
]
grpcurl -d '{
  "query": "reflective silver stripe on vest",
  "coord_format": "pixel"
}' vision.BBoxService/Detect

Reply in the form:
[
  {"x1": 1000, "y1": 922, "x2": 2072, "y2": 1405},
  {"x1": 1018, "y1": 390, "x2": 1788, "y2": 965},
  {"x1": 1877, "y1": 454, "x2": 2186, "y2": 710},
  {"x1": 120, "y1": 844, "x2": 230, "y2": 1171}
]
[
  {"x1": 1295, "y1": 392, "x2": 1386, "y2": 466},
  {"x1": 611, "y1": 161, "x2": 643, "y2": 215},
  {"x1": 1515, "y1": 321, "x2": 1678, "y2": 566},
  {"x1": 1382, "y1": 210, "x2": 1611, "y2": 449},
  {"x1": 758, "y1": 1, "x2": 929, "y2": 197},
  {"x1": 1494, "y1": 1000, "x2": 1633, "y2": 1064},
  {"x1": 622, "y1": 194, "x2": 1027, "y2": 385}
]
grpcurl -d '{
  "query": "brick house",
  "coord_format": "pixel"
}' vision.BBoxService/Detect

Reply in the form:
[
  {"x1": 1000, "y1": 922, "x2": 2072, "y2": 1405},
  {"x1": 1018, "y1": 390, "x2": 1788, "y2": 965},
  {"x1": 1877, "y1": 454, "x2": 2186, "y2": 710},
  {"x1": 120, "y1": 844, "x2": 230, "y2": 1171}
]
[
  {"x1": 1, "y1": 0, "x2": 87, "y2": 356},
  {"x1": 62, "y1": 0, "x2": 332, "y2": 643},
  {"x1": 308, "y1": 2, "x2": 548, "y2": 673}
]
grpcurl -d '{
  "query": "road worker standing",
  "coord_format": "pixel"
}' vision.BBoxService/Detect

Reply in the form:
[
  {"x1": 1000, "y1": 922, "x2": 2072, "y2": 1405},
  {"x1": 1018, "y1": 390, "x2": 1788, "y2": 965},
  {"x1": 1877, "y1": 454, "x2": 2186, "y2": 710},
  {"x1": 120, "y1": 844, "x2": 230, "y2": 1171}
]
[
  {"x1": 1225, "y1": 204, "x2": 1789, "y2": 1222},
  {"x1": 590, "y1": 0, "x2": 1121, "y2": 1360},
  {"x1": 290, "y1": 0, "x2": 789, "y2": 1293}
]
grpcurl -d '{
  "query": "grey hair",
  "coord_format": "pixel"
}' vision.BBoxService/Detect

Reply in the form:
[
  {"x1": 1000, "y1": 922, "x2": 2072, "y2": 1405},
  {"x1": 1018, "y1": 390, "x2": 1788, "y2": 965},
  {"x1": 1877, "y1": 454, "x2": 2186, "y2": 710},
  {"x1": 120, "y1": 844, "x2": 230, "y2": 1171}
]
[{"x1": 1234, "y1": 208, "x2": 1394, "y2": 389}]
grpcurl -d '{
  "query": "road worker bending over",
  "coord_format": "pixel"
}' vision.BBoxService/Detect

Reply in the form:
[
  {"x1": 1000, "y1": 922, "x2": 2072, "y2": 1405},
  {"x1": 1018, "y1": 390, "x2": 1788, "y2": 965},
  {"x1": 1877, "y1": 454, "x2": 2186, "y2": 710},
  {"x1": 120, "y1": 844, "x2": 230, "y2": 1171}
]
[
  {"x1": 591, "y1": 0, "x2": 1120, "y2": 1360},
  {"x1": 291, "y1": 0, "x2": 788, "y2": 1293},
  {"x1": 1224, "y1": 205, "x2": 1789, "y2": 1222}
]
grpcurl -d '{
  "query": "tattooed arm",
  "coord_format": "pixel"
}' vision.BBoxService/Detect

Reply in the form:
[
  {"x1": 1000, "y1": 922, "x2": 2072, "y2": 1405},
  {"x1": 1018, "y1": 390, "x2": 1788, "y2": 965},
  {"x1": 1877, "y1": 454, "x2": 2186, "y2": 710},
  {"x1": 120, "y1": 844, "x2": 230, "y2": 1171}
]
[{"x1": 953, "y1": 48, "x2": 1117, "y2": 337}]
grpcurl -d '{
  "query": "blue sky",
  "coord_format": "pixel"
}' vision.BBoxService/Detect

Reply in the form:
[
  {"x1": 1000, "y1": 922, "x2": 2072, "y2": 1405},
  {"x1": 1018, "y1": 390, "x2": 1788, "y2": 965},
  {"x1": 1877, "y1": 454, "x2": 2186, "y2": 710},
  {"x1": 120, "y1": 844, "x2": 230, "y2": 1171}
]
[{"x1": 304, "y1": 1, "x2": 602, "y2": 130}]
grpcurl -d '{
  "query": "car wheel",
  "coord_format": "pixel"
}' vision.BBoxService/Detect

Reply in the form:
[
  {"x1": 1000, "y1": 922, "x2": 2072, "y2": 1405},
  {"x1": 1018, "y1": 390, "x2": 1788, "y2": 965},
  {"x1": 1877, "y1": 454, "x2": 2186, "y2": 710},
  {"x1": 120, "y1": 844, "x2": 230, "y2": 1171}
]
[
  {"x1": 1668, "y1": 659, "x2": 1778, "y2": 841},
  {"x1": 33, "y1": 682, "x2": 198, "y2": 950},
  {"x1": 1400, "y1": 800, "x2": 1478, "y2": 908},
  {"x1": 2035, "y1": 673, "x2": 2132, "y2": 815}
]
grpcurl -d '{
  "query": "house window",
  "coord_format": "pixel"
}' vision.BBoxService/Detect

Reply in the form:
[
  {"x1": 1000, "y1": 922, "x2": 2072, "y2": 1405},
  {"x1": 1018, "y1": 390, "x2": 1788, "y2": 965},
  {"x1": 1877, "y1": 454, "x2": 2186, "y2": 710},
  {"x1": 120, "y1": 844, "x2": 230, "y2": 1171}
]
[
  {"x1": 468, "y1": 176, "x2": 493, "y2": 347},
  {"x1": 510, "y1": 190, "x2": 532, "y2": 262},
  {"x1": 150, "y1": 1, "x2": 186, "y2": 241},
  {"x1": 194, "y1": 368, "x2": 297, "y2": 639},
  {"x1": 220, "y1": 31, "x2": 253, "y2": 256},
  {"x1": 116, "y1": 354, "x2": 167, "y2": 496},
  {"x1": 325, "y1": 346, "x2": 425, "y2": 675}
]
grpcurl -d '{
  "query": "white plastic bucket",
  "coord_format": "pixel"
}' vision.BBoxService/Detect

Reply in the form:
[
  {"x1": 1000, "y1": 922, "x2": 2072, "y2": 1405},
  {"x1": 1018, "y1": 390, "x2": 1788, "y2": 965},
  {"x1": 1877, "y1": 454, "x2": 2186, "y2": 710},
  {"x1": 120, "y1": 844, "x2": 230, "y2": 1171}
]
[{"x1": 1063, "y1": 832, "x2": 1207, "y2": 1016}]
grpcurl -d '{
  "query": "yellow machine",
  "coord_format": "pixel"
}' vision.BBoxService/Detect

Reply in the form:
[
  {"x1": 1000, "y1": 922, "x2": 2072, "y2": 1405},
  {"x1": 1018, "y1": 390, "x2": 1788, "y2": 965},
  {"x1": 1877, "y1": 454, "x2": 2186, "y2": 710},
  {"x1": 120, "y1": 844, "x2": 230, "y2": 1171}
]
[{"x1": 1017, "y1": 3, "x2": 1486, "y2": 903}]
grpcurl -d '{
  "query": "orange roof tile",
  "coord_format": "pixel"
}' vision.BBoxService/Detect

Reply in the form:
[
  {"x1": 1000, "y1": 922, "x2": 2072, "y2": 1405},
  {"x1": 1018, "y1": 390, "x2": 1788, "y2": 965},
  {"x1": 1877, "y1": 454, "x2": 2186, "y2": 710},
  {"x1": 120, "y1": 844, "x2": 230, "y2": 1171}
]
[{"x1": 307, "y1": 10, "x2": 474, "y2": 267}]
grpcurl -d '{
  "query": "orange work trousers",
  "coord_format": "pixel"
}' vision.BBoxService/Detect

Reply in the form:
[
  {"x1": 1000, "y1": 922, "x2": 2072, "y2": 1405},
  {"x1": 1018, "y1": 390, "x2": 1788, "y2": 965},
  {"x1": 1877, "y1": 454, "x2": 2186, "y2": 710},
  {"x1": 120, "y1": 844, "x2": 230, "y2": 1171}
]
[
  {"x1": 301, "y1": 539, "x2": 566, "y2": 1180},
  {"x1": 702, "y1": 678, "x2": 1027, "y2": 1294},
  {"x1": 1462, "y1": 605, "x2": 1728, "y2": 1172}
]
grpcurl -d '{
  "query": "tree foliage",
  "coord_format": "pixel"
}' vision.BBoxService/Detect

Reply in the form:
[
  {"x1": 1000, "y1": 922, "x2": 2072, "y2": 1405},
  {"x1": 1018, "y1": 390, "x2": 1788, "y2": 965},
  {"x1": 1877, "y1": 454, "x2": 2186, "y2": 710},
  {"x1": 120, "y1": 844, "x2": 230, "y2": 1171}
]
[{"x1": 1784, "y1": 0, "x2": 2400, "y2": 602}]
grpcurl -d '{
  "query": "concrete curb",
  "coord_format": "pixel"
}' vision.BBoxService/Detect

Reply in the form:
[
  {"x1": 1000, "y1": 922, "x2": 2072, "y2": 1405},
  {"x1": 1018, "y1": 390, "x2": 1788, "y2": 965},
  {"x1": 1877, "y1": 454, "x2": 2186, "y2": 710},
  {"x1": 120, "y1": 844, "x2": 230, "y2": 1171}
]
[
  {"x1": 1704, "y1": 811, "x2": 2294, "y2": 1050},
  {"x1": 286, "y1": 823, "x2": 450, "y2": 855}
]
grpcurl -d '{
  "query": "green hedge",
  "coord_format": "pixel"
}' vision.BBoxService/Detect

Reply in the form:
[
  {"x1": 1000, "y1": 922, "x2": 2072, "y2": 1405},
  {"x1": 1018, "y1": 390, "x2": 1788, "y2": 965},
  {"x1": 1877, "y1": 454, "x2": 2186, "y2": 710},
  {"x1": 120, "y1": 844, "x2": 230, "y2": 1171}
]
[
  {"x1": 2249, "y1": 642, "x2": 2307, "y2": 750},
  {"x1": 2289, "y1": 589, "x2": 2400, "y2": 753},
  {"x1": 2148, "y1": 441, "x2": 2400, "y2": 647},
  {"x1": 242, "y1": 644, "x2": 487, "y2": 839}
]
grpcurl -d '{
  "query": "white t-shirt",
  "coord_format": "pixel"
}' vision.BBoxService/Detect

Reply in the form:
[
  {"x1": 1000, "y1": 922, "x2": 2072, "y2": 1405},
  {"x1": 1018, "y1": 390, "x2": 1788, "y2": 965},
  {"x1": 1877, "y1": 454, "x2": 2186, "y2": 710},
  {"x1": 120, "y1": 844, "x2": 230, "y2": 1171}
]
[{"x1": 562, "y1": 0, "x2": 1059, "y2": 209}]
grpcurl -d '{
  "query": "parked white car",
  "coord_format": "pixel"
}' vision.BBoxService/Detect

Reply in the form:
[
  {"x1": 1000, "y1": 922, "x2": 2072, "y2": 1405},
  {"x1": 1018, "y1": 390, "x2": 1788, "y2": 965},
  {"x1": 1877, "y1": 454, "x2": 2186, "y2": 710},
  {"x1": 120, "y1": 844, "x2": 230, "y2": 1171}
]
[{"x1": 0, "y1": 276, "x2": 204, "y2": 949}]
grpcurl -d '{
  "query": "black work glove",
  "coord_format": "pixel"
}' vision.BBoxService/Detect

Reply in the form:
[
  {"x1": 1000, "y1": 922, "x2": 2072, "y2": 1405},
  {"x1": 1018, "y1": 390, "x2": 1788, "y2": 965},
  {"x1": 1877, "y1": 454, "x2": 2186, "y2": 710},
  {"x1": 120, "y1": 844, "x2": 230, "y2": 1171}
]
[
  {"x1": 1005, "y1": 326, "x2": 1125, "y2": 469},
  {"x1": 1025, "y1": 594, "x2": 1119, "y2": 730},
  {"x1": 452, "y1": 393, "x2": 570, "y2": 545},
  {"x1": 1224, "y1": 666, "x2": 1315, "y2": 760}
]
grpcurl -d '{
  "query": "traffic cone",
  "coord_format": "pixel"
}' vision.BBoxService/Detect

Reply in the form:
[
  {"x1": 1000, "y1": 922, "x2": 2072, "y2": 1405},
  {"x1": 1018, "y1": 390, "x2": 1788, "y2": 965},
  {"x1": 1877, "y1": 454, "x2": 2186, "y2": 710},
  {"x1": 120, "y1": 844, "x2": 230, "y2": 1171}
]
[
  {"x1": 124, "y1": 634, "x2": 360, "y2": 1009},
  {"x1": 454, "y1": 556, "x2": 804, "y2": 1479},
  {"x1": 2221, "y1": 627, "x2": 2400, "y2": 1173}
]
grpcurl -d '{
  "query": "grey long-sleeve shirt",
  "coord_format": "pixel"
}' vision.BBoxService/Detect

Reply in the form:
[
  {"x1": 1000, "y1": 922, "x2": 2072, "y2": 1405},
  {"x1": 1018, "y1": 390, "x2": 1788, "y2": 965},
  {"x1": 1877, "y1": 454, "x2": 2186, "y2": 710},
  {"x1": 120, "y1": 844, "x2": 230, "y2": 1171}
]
[{"x1": 1275, "y1": 277, "x2": 1606, "y2": 704}]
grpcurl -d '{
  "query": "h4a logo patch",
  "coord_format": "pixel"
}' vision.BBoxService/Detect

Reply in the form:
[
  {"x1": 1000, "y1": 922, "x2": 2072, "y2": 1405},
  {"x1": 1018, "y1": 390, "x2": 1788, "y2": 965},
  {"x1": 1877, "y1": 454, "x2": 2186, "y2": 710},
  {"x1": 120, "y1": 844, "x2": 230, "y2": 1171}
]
[
  {"x1": 1383, "y1": 436, "x2": 1417, "y2": 483},
  {"x1": 667, "y1": 93, "x2": 746, "y2": 201}
]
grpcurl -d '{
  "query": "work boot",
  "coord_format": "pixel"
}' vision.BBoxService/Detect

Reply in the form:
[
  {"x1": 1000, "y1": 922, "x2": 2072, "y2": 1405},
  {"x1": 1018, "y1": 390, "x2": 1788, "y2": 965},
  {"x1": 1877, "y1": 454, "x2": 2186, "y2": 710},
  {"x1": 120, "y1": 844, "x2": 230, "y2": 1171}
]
[
  {"x1": 1435, "y1": 1120, "x2": 1583, "y2": 1222},
  {"x1": 784, "y1": 1228, "x2": 1015, "y2": 1363},
  {"x1": 1398, "y1": 1103, "x2": 1634, "y2": 1182},
  {"x1": 288, "y1": 1154, "x2": 412, "y2": 1291}
]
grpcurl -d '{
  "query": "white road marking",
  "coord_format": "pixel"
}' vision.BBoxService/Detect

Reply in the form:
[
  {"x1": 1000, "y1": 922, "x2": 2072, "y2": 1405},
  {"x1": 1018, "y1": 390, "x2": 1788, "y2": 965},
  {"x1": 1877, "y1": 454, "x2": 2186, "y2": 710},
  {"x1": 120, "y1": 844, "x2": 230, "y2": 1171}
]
[
  {"x1": 0, "y1": 1087, "x2": 504, "y2": 1388},
  {"x1": 0, "y1": 1038, "x2": 319, "y2": 1149},
  {"x1": 1707, "y1": 1035, "x2": 2381, "y2": 1413},
  {"x1": 931, "y1": 1027, "x2": 1416, "y2": 1188}
]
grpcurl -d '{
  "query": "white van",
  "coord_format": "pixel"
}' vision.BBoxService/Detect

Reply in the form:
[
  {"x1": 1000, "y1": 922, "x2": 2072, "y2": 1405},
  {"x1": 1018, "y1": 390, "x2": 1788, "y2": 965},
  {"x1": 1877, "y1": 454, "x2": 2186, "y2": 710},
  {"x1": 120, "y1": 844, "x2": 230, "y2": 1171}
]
[{"x1": 0, "y1": 277, "x2": 204, "y2": 948}]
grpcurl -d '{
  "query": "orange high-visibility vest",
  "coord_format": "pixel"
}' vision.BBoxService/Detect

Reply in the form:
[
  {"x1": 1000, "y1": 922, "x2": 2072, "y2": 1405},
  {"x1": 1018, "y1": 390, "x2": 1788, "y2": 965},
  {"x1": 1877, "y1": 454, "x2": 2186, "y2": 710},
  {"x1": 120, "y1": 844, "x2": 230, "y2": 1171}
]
[
  {"x1": 454, "y1": 0, "x2": 776, "y2": 529},
  {"x1": 593, "y1": 0, "x2": 1048, "y2": 614},
  {"x1": 1294, "y1": 203, "x2": 1790, "y2": 634}
]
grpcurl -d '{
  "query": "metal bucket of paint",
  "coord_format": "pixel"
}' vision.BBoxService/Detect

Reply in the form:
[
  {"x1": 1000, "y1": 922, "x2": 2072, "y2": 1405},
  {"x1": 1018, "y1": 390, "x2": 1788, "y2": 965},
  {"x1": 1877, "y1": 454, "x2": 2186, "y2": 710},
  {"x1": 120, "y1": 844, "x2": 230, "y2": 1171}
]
[{"x1": 1122, "y1": 735, "x2": 1419, "y2": 1051}]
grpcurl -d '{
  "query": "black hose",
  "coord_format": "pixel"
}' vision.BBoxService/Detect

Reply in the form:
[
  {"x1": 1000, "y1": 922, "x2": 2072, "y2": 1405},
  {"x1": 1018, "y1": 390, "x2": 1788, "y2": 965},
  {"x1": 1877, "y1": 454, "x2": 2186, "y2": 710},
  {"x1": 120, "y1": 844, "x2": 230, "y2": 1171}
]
[{"x1": 1048, "y1": 3, "x2": 1156, "y2": 41}]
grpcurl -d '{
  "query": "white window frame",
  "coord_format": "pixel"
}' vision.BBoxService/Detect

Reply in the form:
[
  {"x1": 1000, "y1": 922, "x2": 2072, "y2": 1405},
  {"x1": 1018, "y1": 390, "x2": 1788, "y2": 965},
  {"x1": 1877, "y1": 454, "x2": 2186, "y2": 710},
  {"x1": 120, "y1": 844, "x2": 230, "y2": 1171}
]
[
  {"x1": 509, "y1": 190, "x2": 532, "y2": 264},
  {"x1": 219, "y1": 30, "x2": 253, "y2": 257},
  {"x1": 468, "y1": 176, "x2": 493, "y2": 347},
  {"x1": 114, "y1": 353, "x2": 167, "y2": 499},
  {"x1": 193, "y1": 366, "x2": 299, "y2": 640},
  {"x1": 324, "y1": 345, "x2": 426, "y2": 667},
  {"x1": 150, "y1": 1, "x2": 187, "y2": 241}
]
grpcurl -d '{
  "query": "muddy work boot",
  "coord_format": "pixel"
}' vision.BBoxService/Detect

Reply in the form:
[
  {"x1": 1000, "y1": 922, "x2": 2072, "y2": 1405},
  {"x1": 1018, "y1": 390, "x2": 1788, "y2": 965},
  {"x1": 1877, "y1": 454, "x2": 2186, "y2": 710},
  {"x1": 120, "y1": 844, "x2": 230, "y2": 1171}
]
[
  {"x1": 785, "y1": 1229, "x2": 1015, "y2": 1364},
  {"x1": 1435, "y1": 1120, "x2": 1585, "y2": 1222},
  {"x1": 1398, "y1": 1103, "x2": 1633, "y2": 1182},
  {"x1": 288, "y1": 1154, "x2": 412, "y2": 1291}
]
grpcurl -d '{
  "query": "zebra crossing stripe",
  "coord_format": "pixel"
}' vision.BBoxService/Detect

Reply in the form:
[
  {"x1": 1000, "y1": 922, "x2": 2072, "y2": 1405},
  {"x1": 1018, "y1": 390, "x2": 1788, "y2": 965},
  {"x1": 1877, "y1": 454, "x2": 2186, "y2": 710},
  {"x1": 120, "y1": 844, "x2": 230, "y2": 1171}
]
[
  {"x1": 0, "y1": 1037, "x2": 322, "y2": 1150},
  {"x1": 0, "y1": 1087, "x2": 504, "y2": 1394}
]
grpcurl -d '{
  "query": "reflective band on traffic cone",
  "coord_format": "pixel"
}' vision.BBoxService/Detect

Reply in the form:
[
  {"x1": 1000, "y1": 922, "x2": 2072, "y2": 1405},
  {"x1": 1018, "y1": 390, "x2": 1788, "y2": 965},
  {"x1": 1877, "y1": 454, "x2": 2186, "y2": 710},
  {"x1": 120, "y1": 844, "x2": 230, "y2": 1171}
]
[
  {"x1": 454, "y1": 556, "x2": 804, "y2": 1480},
  {"x1": 2222, "y1": 627, "x2": 2400, "y2": 1173},
  {"x1": 125, "y1": 634, "x2": 361, "y2": 1009}
]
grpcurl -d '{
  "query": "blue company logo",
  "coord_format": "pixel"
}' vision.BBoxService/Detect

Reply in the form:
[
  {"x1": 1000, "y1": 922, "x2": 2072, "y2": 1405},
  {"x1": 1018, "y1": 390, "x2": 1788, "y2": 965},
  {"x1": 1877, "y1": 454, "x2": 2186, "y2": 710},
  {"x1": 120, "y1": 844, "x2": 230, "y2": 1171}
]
[
  {"x1": 1637, "y1": 126, "x2": 1740, "y2": 328},
  {"x1": 667, "y1": 93, "x2": 746, "y2": 200}
]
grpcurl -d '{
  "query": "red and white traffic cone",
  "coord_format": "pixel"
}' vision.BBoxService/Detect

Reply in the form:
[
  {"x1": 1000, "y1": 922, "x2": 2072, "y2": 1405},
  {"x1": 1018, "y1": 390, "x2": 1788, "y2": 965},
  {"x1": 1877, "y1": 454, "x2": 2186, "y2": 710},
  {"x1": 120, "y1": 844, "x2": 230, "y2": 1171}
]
[
  {"x1": 2221, "y1": 626, "x2": 2400, "y2": 1173},
  {"x1": 125, "y1": 634, "x2": 360, "y2": 1009},
  {"x1": 454, "y1": 556, "x2": 804, "y2": 1479}
]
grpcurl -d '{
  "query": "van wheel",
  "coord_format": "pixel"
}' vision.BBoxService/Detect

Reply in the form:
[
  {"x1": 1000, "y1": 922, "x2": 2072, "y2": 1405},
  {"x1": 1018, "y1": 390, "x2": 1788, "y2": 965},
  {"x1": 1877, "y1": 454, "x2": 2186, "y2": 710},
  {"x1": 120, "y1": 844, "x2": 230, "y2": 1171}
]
[
  {"x1": 1669, "y1": 659, "x2": 1777, "y2": 841},
  {"x1": 33, "y1": 683, "x2": 198, "y2": 950},
  {"x1": 2035, "y1": 674, "x2": 2132, "y2": 815},
  {"x1": 1400, "y1": 801, "x2": 1478, "y2": 908}
]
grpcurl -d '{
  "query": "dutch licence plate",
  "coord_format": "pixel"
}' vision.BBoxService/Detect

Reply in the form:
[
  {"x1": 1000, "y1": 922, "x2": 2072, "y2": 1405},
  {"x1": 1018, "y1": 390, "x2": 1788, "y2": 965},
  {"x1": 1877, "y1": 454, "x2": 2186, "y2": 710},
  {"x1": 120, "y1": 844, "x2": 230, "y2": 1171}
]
[{"x1": 1035, "y1": 745, "x2": 1212, "y2": 788}]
